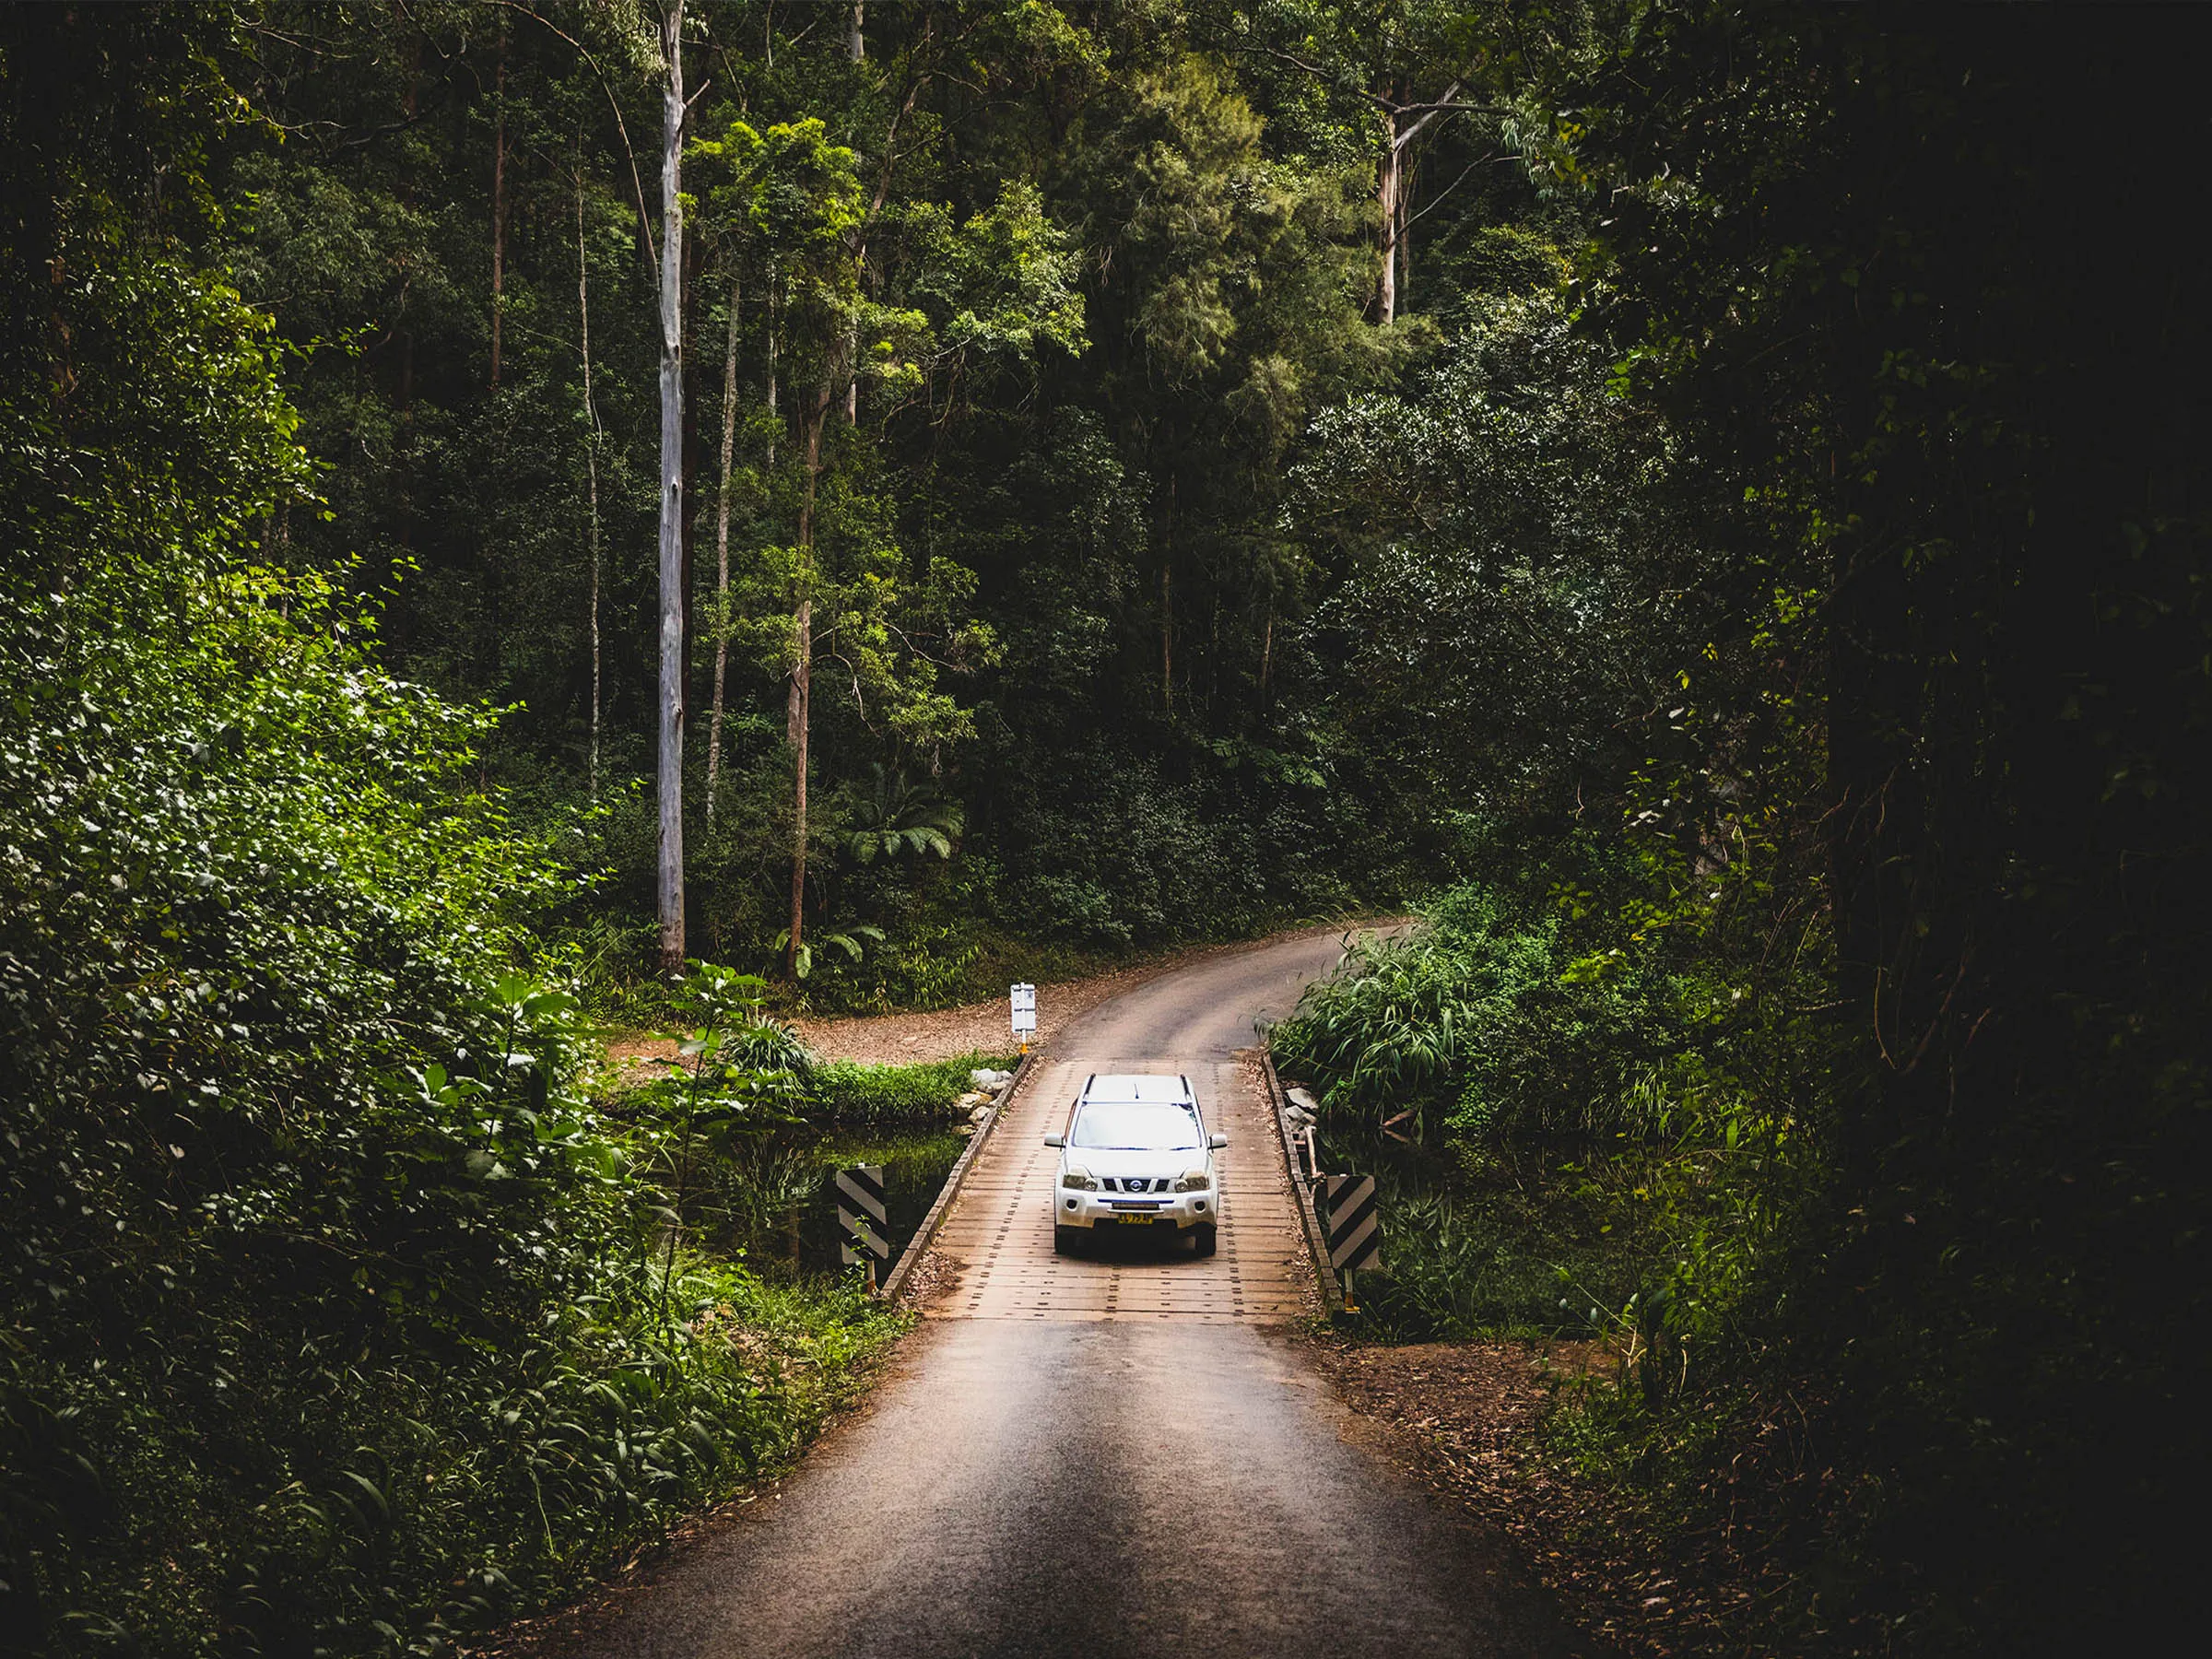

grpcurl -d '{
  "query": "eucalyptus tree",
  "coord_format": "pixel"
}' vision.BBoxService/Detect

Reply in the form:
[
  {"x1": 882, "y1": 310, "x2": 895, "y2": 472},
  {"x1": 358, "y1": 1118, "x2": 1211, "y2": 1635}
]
[
  {"x1": 1197, "y1": 1, "x2": 1476, "y2": 322},
  {"x1": 652, "y1": 0, "x2": 687, "y2": 974},
  {"x1": 1206, "y1": 1, "x2": 1595, "y2": 324}
]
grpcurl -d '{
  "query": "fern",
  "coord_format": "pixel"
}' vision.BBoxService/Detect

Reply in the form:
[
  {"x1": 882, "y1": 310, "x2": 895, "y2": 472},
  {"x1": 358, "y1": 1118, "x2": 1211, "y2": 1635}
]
[{"x1": 837, "y1": 763, "x2": 963, "y2": 865}]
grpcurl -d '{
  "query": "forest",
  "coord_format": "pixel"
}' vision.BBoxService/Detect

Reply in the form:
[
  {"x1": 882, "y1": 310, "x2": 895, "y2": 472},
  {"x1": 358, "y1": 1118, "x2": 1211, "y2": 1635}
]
[{"x1": 2, "y1": 3, "x2": 2205, "y2": 1654}]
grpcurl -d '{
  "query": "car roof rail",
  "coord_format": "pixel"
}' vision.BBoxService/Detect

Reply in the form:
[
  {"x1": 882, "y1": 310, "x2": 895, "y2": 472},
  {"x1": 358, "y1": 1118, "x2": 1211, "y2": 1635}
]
[{"x1": 1077, "y1": 1073, "x2": 1197, "y2": 1105}]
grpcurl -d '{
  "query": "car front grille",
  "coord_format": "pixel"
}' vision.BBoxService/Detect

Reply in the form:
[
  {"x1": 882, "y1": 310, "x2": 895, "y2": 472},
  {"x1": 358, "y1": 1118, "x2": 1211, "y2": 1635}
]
[{"x1": 1103, "y1": 1176, "x2": 1165, "y2": 1194}]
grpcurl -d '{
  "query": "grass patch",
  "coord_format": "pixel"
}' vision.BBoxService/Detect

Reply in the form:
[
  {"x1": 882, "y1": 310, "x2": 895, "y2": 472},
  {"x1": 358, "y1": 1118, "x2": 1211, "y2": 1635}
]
[{"x1": 809, "y1": 1052, "x2": 1018, "y2": 1126}]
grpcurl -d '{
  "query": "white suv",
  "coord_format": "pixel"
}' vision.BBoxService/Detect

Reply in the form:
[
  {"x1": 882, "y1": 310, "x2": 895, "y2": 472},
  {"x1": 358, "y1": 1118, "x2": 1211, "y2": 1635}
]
[{"x1": 1044, "y1": 1073, "x2": 1227, "y2": 1257}]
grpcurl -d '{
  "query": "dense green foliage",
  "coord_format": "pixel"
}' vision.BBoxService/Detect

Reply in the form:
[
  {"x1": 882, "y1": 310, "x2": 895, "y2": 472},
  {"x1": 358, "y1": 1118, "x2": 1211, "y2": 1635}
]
[
  {"x1": 6, "y1": 2, "x2": 2209, "y2": 1655},
  {"x1": 1267, "y1": 6, "x2": 2210, "y2": 1653},
  {"x1": 1279, "y1": 881, "x2": 1686, "y2": 1143},
  {"x1": 199, "y1": 0, "x2": 1464, "y2": 992},
  {"x1": 0, "y1": 16, "x2": 903, "y2": 1653}
]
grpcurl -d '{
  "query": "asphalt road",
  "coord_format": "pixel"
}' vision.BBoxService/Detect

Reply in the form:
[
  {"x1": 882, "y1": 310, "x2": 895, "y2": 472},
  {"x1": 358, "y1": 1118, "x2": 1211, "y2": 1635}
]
[{"x1": 525, "y1": 926, "x2": 1591, "y2": 1659}]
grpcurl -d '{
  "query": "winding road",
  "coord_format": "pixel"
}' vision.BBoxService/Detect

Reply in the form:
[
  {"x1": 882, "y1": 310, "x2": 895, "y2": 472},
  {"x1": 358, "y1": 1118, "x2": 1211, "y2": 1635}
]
[{"x1": 530, "y1": 927, "x2": 1590, "y2": 1659}]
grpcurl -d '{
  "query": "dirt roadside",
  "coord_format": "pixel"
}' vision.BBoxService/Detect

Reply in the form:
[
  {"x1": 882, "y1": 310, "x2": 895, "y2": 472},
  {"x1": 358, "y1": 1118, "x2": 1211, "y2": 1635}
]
[
  {"x1": 1306, "y1": 1335, "x2": 1771, "y2": 1658},
  {"x1": 603, "y1": 921, "x2": 1395, "y2": 1076}
]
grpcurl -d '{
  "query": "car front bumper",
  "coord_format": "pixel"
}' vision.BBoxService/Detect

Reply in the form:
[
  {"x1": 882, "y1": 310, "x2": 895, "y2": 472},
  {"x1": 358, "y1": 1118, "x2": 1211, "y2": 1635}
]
[{"x1": 1055, "y1": 1189, "x2": 1217, "y2": 1230}]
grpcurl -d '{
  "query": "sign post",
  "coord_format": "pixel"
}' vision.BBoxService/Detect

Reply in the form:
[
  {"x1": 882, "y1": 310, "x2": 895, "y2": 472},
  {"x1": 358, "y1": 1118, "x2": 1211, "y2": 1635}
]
[
  {"x1": 836, "y1": 1164, "x2": 891, "y2": 1292},
  {"x1": 1323, "y1": 1173, "x2": 1381, "y2": 1312},
  {"x1": 1010, "y1": 982, "x2": 1037, "y2": 1053}
]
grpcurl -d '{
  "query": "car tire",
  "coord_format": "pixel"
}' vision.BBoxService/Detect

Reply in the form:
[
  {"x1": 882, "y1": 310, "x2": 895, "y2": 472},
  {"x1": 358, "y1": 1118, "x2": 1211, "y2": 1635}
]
[
  {"x1": 1054, "y1": 1224, "x2": 1083, "y2": 1256},
  {"x1": 1193, "y1": 1223, "x2": 1218, "y2": 1258}
]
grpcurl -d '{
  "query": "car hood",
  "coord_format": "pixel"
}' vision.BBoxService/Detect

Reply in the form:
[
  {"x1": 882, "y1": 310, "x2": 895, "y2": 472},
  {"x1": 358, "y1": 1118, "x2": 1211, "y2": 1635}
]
[{"x1": 1061, "y1": 1147, "x2": 1207, "y2": 1180}]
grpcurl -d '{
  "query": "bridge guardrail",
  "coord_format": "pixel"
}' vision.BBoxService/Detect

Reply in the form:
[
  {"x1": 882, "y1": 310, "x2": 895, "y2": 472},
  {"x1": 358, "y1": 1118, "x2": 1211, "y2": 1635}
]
[{"x1": 1259, "y1": 1047, "x2": 1345, "y2": 1316}]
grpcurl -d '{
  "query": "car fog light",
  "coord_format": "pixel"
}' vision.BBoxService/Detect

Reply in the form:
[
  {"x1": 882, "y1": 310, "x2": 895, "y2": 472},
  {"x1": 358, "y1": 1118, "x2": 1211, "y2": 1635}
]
[
  {"x1": 1193, "y1": 1198, "x2": 1208, "y2": 1213},
  {"x1": 1065, "y1": 1197, "x2": 1078, "y2": 1210}
]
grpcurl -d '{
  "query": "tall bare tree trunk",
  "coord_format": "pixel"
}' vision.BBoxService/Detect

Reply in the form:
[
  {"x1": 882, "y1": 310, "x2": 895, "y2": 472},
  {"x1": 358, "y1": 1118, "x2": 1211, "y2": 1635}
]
[
  {"x1": 679, "y1": 220, "x2": 703, "y2": 783},
  {"x1": 1377, "y1": 123, "x2": 1400, "y2": 325},
  {"x1": 799, "y1": 398, "x2": 827, "y2": 547},
  {"x1": 705, "y1": 273, "x2": 739, "y2": 820},
  {"x1": 578, "y1": 157, "x2": 605, "y2": 799},
  {"x1": 1160, "y1": 562, "x2": 1173, "y2": 714},
  {"x1": 1396, "y1": 150, "x2": 1412, "y2": 309},
  {"x1": 490, "y1": 28, "x2": 508, "y2": 387},
  {"x1": 655, "y1": 0, "x2": 688, "y2": 976},
  {"x1": 844, "y1": 5, "x2": 864, "y2": 425},
  {"x1": 785, "y1": 393, "x2": 830, "y2": 976},
  {"x1": 766, "y1": 283, "x2": 779, "y2": 465},
  {"x1": 786, "y1": 598, "x2": 812, "y2": 974},
  {"x1": 1377, "y1": 85, "x2": 1455, "y2": 325}
]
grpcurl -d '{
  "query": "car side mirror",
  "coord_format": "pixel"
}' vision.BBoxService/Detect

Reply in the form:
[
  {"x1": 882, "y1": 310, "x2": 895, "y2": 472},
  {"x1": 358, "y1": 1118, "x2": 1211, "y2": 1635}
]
[
  {"x1": 1208, "y1": 1133, "x2": 1229, "y2": 1149},
  {"x1": 1043, "y1": 1134, "x2": 1065, "y2": 1148}
]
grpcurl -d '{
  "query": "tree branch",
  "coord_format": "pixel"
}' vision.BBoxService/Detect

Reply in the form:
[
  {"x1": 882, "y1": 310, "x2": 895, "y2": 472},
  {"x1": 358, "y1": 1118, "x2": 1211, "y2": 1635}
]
[
  {"x1": 1236, "y1": 41, "x2": 1375, "y2": 105},
  {"x1": 863, "y1": 16, "x2": 937, "y2": 230},
  {"x1": 1232, "y1": 45, "x2": 1503, "y2": 129},
  {"x1": 491, "y1": 0, "x2": 658, "y2": 272},
  {"x1": 1401, "y1": 150, "x2": 1518, "y2": 230}
]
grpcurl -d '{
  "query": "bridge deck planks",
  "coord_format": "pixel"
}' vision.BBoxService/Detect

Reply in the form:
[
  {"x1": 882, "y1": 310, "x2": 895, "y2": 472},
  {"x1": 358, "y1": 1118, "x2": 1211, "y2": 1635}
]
[{"x1": 927, "y1": 1058, "x2": 1313, "y2": 1323}]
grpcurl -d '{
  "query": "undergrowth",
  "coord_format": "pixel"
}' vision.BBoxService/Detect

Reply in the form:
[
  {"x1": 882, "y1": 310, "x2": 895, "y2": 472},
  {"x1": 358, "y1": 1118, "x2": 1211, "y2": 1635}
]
[
  {"x1": 810, "y1": 1052, "x2": 1016, "y2": 1125},
  {"x1": 1331, "y1": 1143, "x2": 1675, "y2": 1341}
]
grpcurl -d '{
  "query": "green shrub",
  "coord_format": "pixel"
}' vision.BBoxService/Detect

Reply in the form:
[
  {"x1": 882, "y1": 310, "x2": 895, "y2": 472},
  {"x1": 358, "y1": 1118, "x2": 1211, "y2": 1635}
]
[
  {"x1": 808, "y1": 1053, "x2": 1018, "y2": 1125},
  {"x1": 1271, "y1": 882, "x2": 1682, "y2": 1143},
  {"x1": 1276, "y1": 870, "x2": 1815, "y2": 1372}
]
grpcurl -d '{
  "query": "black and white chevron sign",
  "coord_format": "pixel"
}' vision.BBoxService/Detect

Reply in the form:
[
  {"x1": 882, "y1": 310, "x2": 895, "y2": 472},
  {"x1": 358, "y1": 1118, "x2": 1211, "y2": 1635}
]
[
  {"x1": 836, "y1": 1164, "x2": 891, "y2": 1265},
  {"x1": 1323, "y1": 1173, "x2": 1381, "y2": 1272}
]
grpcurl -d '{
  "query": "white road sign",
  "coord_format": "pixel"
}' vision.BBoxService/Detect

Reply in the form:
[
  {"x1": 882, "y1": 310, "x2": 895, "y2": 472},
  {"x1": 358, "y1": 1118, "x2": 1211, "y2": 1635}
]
[{"x1": 1010, "y1": 982, "x2": 1037, "y2": 1034}]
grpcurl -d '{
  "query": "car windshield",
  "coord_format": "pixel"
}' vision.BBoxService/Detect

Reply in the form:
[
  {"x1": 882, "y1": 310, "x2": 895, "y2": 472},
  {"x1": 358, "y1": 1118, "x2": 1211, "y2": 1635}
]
[{"x1": 1069, "y1": 1102, "x2": 1202, "y2": 1151}]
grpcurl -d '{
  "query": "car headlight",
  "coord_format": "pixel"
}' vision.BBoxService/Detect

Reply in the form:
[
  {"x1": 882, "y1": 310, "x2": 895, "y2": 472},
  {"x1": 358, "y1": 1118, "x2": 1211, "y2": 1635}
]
[
  {"x1": 1060, "y1": 1168, "x2": 1098, "y2": 1190},
  {"x1": 1174, "y1": 1169, "x2": 1211, "y2": 1192}
]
